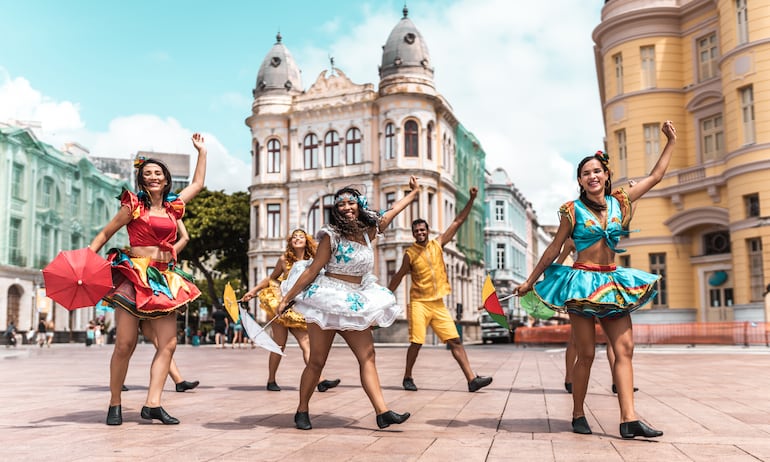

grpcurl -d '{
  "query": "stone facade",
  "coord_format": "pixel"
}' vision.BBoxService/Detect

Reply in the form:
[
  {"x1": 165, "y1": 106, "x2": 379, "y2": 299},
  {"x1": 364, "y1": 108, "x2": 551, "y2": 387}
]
[{"x1": 244, "y1": 9, "x2": 487, "y2": 342}]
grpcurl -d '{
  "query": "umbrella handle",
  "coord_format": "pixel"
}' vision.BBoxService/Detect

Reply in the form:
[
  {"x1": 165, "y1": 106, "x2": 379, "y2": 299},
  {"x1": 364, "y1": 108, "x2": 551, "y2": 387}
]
[
  {"x1": 498, "y1": 294, "x2": 516, "y2": 302},
  {"x1": 261, "y1": 313, "x2": 281, "y2": 330}
]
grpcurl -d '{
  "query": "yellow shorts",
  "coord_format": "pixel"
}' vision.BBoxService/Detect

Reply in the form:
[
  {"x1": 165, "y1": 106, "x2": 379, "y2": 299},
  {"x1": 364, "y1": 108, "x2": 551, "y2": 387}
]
[{"x1": 408, "y1": 299, "x2": 459, "y2": 344}]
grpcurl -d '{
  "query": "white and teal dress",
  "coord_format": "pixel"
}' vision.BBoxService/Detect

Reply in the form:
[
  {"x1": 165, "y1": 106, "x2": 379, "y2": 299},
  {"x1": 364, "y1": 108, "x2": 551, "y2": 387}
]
[{"x1": 283, "y1": 227, "x2": 400, "y2": 330}]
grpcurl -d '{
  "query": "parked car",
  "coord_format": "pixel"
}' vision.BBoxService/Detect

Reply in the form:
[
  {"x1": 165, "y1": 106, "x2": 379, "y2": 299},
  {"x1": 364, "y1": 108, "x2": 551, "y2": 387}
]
[{"x1": 480, "y1": 313, "x2": 512, "y2": 344}]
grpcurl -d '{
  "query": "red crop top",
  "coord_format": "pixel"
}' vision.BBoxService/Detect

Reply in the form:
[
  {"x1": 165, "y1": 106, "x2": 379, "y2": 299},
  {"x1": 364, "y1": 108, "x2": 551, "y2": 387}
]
[{"x1": 119, "y1": 189, "x2": 185, "y2": 259}]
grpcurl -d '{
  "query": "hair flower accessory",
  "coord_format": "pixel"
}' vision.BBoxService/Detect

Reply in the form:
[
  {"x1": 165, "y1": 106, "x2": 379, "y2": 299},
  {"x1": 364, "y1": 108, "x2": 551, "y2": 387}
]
[
  {"x1": 594, "y1": 150, "x2": 609, "y2": 166},
  {"x1": 133, "y1": 156, "x2": 147, "y2": 169}
]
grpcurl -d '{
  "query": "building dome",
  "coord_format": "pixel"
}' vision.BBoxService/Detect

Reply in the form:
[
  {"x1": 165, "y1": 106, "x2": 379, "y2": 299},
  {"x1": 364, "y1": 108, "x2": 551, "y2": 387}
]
[
  {"x1": 253, "y1": 33, "x2": 303, "y2": 98},
  {"x1": 379, "y1": 6, "x2": 434, "y2": 82}
]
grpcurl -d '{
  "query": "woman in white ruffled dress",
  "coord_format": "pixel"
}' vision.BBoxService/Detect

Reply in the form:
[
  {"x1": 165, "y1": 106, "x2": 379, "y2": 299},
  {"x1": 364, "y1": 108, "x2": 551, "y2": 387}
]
[{"x1": 278, "y1": 176, "x2": 419, "y2": 430}]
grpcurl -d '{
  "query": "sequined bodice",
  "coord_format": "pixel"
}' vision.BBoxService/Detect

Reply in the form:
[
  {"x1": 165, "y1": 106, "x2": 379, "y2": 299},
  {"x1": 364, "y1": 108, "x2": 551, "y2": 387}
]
[{"x1": 320, "y1": 227, "x2": 373, "y2": 277}]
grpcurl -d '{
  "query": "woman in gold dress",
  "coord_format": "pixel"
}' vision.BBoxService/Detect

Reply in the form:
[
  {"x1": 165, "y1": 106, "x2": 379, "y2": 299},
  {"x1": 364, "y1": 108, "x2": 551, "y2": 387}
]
[{"x1": 242, "y1": 229, "x2": 340, "y2": 392}]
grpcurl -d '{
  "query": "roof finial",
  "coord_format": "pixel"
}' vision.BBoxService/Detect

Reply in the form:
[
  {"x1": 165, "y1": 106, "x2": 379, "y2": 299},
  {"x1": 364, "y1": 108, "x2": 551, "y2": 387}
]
[
  {"x1": 329, "y1": 55, "x2": 336, "y2": 75},
  {"x1": 403, "y1": 4, "x2": 408, "y2": 18},
  {"x1": 276, "y1": 30, "x2": 282, "y2": 43}
]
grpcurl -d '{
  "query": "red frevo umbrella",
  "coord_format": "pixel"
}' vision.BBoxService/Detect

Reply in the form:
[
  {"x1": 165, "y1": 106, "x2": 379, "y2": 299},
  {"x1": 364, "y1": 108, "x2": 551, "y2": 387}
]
[{"x1": 42, "y1": 248, "x2": 113, "y2": 310}]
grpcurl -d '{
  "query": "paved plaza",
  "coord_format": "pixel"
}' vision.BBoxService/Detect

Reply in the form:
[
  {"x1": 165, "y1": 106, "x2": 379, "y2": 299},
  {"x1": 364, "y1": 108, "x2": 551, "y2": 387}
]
[{"x1": 1, "y1": 340, "x2": 770, "y2": 461}]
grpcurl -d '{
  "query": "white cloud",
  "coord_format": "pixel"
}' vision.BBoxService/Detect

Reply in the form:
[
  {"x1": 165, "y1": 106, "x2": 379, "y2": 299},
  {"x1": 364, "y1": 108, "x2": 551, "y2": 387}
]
[
  {"x1": 0, "y1": 72, "x2": 248, "y2": 194},
  {"x1": 0, "y1": 71, "x2": 84, "y2": 132},
  {"x1": 293, "y1": 0, "x2": 604, "y2": 224}
]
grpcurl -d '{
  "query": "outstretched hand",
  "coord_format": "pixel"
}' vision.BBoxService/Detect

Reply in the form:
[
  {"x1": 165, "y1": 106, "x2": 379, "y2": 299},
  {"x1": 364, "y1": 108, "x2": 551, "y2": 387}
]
[
  {"x1": 191, "y1": 132, "x2": 206, "y2": 151},
  {"x1": 661, "y1": 120, "x2": 676, "y2": 142},
  {"x1": 469, "y1": 186, "x2": 478, "y2": 198},
  {"x1": 408, "y1": 175, "x2": 419, "y2": 191},
  {"x1": 513, "y1": 281, "x2": 532, "y2": 297}
]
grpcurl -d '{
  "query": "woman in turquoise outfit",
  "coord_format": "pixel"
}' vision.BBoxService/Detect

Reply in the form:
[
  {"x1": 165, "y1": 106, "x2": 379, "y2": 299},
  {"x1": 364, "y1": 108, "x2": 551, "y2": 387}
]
[{"x1": 515, "y1": 120, "x2": 676, "y2": 439}]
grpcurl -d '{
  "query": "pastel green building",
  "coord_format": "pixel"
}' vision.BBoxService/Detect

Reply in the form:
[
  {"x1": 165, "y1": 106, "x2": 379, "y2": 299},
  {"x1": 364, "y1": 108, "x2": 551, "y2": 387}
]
[{"x1": 1, "y1": 124, "x2": 130, "y2": 335}]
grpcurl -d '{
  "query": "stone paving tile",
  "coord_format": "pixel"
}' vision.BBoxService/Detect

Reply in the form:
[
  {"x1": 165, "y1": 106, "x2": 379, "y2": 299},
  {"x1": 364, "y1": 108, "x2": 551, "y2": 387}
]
[{"x1": 2, "y1": 342, "x2": 770, "y2": 461}]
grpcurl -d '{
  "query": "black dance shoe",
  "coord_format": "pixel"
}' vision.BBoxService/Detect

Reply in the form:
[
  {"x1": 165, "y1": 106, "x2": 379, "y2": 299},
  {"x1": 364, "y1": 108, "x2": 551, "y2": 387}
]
[
  {"x1": 564, "y1": 382, "x2": 573, "y2": 394},
  {"x1": 175, "y1": 380, "x2": 200, "y2": 392},
  {"x1": 376, "y1": 410, "x2": 411, "y2": 429},
  {"x1": 140, "y1": 406, "x2": 180, "y2": 425},
  {"x1": 612, "y1": 384, "x2": 639, "y2": 394},
  {"x1": 294, "y1": 411, "x2": 312, "y2": 430},
  {"x1": 317, "y1": 378, "x2": 341, "y2": 392},
  {"x1": 106, "y1": 405, "x2": 122, "y2": 426},
  {"x1": 402, "y1": 377, "x2": 418, "y2": 391},
  {"x1": 571, "y1": 416, "x2": 592, "y2": 434},
  {"x1": 468, "y1": 375, "x2": 493, "y2": 392},
  {"x1": 620, "y1": 420, "x2": 663, "y2": 439},
  {"x1": 121, "y1": 385, "x2": 129, "y2": 391},
  {"x1": 266, "y1": 381, "x2": 281, "y2": 392}
]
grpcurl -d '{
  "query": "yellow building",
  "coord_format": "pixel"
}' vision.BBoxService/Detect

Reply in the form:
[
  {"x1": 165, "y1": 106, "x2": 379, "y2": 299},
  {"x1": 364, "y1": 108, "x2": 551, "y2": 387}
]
[{"x1": 593, "y1": 0, "x2": 769, "y2": 323}]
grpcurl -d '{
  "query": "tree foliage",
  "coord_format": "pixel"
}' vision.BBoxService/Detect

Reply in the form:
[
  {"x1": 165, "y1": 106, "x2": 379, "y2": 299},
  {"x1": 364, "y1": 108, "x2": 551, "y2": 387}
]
[{"x1": 178, "y1": 189, "x2": 249, "y2": 309}]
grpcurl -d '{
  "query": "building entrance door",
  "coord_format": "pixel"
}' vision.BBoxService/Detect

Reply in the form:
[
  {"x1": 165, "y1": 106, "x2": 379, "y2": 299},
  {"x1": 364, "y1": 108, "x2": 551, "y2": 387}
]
[{"x1": 705, "y1": 270, "x2": 734, "y2": 322}]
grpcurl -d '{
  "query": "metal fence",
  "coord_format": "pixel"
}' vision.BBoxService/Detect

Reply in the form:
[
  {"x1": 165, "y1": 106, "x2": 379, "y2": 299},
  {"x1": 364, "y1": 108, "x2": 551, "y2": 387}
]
[{"x1": 515, "y1": 321, "x2": 770, "y2": 346}]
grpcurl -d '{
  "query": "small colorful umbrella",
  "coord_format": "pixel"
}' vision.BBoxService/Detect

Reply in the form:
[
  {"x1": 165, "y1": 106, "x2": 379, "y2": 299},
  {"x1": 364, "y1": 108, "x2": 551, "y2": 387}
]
[
  {"x1": 223, "y1": 282, "x2": 240, "y2": 323},
  {"x1": 42, "y1": 248, "x2": 113, "y2": 310},
  {"x1": 239, "y1": 304, "x2": 284, "y2": 356},
  {"x1": 520, "y1": 291, "x2": 556, "y2": 320}
]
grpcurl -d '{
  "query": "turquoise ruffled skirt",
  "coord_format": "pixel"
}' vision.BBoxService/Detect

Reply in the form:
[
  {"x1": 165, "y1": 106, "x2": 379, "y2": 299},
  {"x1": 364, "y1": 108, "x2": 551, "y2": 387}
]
[{"x1": 533, "y1": 263, "x2": 659, "y2": 319}]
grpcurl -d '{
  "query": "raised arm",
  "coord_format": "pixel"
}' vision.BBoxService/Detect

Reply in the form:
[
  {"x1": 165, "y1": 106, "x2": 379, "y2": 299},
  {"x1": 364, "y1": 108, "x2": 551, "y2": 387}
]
[
  {"x1": 379, "y1": 176, "x2": 419, "y2": 229},
  {"x1": 437, "y1": 186, "x2": 478, "y2": 247},
  {"x1": 177, "y1": 132, "x2": 208, "y2": 204},
  {"x1": 387, "y1": 252, "x2": 412, "y2": 292},
  {"x1": 89, "y1": 207, "x2": 133, "y2": 253},
  {"x1": 241, "y1": 256, "x2": 286, "y2": 302},
  {"x1": 276, "y1": 233, "x2": 333, "y2": 313},
  {"x1": 625, "y1": 120, "x2": 676, "y2": 202},
  {"x1": 514, "y1": 216, "x2": 572, "y2": 296}
]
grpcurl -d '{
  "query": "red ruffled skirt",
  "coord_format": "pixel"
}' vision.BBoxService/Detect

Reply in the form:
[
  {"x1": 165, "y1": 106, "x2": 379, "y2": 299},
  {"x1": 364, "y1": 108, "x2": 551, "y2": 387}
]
[{"x1": 101, "y1": 249, "x2": 201, "y2": 319}]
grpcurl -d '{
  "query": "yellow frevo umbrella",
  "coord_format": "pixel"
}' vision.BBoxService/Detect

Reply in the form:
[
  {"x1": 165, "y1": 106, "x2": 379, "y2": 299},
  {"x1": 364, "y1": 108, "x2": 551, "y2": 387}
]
[{"x1": 223, "y1": 282, "x2": 240, "y2": 323}]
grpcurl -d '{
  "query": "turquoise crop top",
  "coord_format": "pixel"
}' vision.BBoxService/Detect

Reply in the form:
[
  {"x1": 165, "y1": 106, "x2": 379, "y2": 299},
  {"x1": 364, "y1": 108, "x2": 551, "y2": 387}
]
[{"x1": 559, "y1": 189, "x2": 633, "y2": 253}]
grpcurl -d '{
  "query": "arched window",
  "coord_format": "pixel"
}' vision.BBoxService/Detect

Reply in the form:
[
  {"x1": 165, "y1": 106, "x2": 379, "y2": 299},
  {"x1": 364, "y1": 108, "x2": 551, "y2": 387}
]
[
  {"x1": 307, "y1": 195, "x2": 335, "y2": 236},
  {"x1": 267, "y1": 139, "x2": 281, "y2": 173},
  {"x1": 37, "y1": 177, "x2": 55, "y2": 208},
  {"x1": 6, "y1": 285, "x2": 21, "y2": 327},
  {"x1": 384, "y1": 123, "x2": 395, "y2": 159},
  {"x1": 303, "y1": 133, "x2": 319, "y2": 170},
  {"x1": 324, "y1": 131, "x2": 340, "y2": 167},
  {"x1": 346, "y1": 127, "x2": 362, "y2": 164},
  {"x1": 404, "y1": 120, "x2": 418, "y2": 157},
  {"x1": 426, "y1": 122, "x2": 433, "y2": 160}
]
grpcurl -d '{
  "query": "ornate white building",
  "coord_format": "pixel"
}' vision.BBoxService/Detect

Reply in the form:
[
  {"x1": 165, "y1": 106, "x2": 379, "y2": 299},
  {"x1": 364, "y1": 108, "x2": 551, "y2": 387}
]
[{"x1": 244, "y1": 8, "x2": 486, "y2": 341}]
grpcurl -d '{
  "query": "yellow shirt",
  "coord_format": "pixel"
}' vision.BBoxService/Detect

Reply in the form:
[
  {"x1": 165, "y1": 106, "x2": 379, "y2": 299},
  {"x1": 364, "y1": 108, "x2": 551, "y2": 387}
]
[{"x1": 406, "y1": 240, "x2": 451, "y2": 302}]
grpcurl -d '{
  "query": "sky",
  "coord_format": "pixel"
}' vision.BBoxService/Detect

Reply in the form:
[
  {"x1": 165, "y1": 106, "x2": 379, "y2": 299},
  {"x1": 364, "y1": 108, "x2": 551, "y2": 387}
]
[{"x1": 0, "y1": 0, "x2": 605, "y2": 226}]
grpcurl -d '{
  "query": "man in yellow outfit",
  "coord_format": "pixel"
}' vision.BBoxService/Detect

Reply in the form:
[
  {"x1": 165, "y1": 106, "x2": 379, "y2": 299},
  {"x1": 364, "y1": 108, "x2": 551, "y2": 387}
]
[{"x1": 388, "y1": 186, "x2": 492, "y2": 392}]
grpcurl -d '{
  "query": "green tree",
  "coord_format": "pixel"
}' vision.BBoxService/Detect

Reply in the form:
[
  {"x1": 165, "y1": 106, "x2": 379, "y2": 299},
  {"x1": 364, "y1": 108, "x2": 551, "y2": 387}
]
[{"x1": 179, "y1": 188, "x2": 249, "y2": 309}]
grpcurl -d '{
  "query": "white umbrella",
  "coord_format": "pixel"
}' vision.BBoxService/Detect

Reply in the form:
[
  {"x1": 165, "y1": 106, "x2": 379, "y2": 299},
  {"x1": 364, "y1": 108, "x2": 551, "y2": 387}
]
[{"x1": 239, "y1": 307, "x2": 284, "y2": 356}]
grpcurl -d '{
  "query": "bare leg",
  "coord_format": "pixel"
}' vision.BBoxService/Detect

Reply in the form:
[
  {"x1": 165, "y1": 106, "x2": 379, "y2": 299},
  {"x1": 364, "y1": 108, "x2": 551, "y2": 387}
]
[
  {"x1": 404, "y1": 342, "x2": 422, "y2": 378},
  {"x1": 565, "y1": 330, "x2": 577, "y2": 386},
  {"x1": 446, "y1": 338, "x2": 475, "y2": 381},
  {"x1": 142, "y1": 319, "x2": 185, "y2": 384},
  {"x1": 297, "y1": 323, "x2": 335, "y2": 412},
  {"x1": 569, "y1": 313, "x2": 596, "y2": 419},
  {"x1": 606, "y1": 338, "x2": 616, "y2": 370},
  {"x1": 291, "y1": 327, "x2": 327, "y2": 382},
  {"x1": 339, "y1": 328, "x2": 388, "y2": 414},
  {"x1": 109, "y1": 309, "x2": 139, "y2": 406},
  {"x1": 144, "y1": 315, "x2": 177, "y2": 407},
  {"x1": 600, "y1": 316, "x2": 636, "y2": 422},
  {"x1": 268, "y1": 323, "x2": 289, "y2": 383}
]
